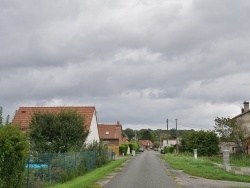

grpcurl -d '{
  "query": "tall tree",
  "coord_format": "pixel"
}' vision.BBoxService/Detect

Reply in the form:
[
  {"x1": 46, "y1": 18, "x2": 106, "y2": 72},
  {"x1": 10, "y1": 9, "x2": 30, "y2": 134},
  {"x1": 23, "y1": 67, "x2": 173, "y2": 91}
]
[{"x1": 29, "y1": 109, "x2": 89, "y2": 153}]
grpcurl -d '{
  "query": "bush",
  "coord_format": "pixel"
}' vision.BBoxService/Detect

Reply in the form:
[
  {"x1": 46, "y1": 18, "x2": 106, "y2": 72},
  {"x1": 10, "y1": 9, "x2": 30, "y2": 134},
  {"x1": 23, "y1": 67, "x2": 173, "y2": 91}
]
[
  {"x1": 129, "y1": 141, "x2": 138, "y2": 151},
  {"x1": 181, "y1": 130, "x2": 219, "y2": 156},
  {"x1": 0, "y1": 125, "x2": 29, "y2": 188},
  {"x1": 119, "y1": 143, "x2": 129, "y2": 156},
  {"x1": 164, "y1": 146, "x2": 175, "y2": 154}
]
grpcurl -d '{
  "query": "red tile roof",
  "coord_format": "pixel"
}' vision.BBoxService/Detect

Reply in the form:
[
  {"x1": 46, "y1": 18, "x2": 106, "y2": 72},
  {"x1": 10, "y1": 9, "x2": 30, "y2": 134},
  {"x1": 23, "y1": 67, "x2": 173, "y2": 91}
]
[
  {"x1": 12, "y1": 106, "x2": 96, "y2": 131},
  {"x1": 98, "y1": 122, "x2": 122, "y2": 140}
]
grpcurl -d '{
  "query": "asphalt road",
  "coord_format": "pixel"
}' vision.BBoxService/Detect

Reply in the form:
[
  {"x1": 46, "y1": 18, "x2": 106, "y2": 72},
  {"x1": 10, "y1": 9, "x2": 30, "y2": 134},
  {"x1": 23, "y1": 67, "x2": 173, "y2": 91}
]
[{"x1": 103, "y1": 150, "x2": 179, "y2": 188}]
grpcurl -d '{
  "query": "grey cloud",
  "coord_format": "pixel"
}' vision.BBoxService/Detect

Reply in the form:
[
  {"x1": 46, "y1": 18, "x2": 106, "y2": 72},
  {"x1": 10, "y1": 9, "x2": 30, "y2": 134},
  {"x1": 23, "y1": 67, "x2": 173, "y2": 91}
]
[{"x1": 1, "y1": 0, "x2": 250, "y2": 130}]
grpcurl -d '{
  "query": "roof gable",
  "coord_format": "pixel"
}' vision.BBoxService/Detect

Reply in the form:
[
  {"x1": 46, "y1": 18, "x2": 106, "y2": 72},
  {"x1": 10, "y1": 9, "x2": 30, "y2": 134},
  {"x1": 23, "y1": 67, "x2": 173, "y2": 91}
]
[
  {"x1": 12, "y1": 106, "x2": 95, "y2": 131},
  {"x1": 233, "y1": 110, "x2": 250, "y2": 119}
]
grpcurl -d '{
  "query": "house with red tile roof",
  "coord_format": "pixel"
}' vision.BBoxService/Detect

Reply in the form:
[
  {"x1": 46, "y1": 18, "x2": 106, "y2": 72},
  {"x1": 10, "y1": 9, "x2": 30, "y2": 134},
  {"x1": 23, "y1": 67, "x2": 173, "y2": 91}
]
[
  {"x1": 12, "y1": 106, "x2": 100, "y2": 144},
  {"x1": 138, "y1": 140, "x2": 153, "y2": 149},
  {"x1": 98, "y1": 121, "x2": 123, "y2": 146}
]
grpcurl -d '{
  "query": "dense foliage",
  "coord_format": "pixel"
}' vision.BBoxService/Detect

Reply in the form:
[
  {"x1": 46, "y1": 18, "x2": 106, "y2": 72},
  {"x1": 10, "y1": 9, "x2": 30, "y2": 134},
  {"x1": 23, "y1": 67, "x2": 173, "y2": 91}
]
[
  {"x1": 0, "y1": 125, "x2": 29, "y2": 188},
  {"x1": 119, "y1": 143, "x2": 129, "y2": 156},
  {"x1": 181, "y1": 130, "x2": 219, "y2": 156},
  {"x1": 29, "y1": 109, "x2": 89, "y2": 153}
]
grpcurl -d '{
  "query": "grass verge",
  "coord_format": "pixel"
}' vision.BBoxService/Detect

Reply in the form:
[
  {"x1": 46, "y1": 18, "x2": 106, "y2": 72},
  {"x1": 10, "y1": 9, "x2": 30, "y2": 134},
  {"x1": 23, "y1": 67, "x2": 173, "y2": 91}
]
[
  {"x1": 163, "y1": 154, "x2": 250, "y2": 183},
  {"x1": 49, "y1": 157, "x2": 130, "y2": 188}
]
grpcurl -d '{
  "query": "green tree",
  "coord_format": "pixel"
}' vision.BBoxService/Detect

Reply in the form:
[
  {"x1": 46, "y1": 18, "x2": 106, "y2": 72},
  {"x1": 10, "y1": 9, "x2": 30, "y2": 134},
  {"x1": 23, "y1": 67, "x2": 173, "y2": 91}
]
[
  {"x1": 140, "y1": 129, "x2": 154, "y2": 142},
  {"x1": 214, "y1": 116, "x2": 246, "y2": 153},
  {"x1": 181, "y1": 130, "x2": 219, "y2": 156},
  {"x1": 29, "y1": 109, "x2": 89, "y2": 153},
  {"x1": 0, "y1": 125, "x2": 29, "y2": 188},
  {"x1": 123, "y1": 128, "x2": 135, "y2": 140}
]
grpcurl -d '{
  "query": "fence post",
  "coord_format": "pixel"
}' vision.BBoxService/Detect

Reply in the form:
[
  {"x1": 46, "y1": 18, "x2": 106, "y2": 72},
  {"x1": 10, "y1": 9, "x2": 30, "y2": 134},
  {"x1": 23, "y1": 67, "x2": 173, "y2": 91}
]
[{"x1": 223, "y1": 150, "x2": 230, "y2": 171}]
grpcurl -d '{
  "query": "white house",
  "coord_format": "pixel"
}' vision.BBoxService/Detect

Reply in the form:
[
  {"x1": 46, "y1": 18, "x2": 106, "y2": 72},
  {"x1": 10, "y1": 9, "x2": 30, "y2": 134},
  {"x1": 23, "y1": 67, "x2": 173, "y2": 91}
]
[{"x1": 12, "y1": 106, "x2": 100, "y2": 144}]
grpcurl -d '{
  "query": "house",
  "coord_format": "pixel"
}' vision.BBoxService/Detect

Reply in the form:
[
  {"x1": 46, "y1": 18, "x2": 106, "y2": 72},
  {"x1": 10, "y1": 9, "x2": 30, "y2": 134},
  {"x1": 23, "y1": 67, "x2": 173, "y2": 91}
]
[
  {"x1": 233, "y1": 101, "x2": 250, "y2": 133},
  {"x1": 97, "y1": 121, "x2": 123, "y2": 146},
  {"x1": 162, "y1": 138, "x2": 179, "y2": 148},
  {"x1": 122, "y1": 137, "x2": 130, "y2": 143},
  {"x1": 138, "y1": 140, "x2": 153, "y2": 149},
  {"x1": 232, "y1": 101, "x2": 250, "y2": 153},
  {"x1": 12, "y1": 106, "x2": 100, "y2": 144}
]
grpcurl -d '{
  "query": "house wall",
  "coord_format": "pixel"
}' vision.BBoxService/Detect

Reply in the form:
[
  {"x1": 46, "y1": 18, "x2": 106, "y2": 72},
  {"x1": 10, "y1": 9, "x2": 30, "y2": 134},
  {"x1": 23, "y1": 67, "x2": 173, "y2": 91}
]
[
  {"x1": 102, "y1": 139, "x2": 120, "y2": 146},
  {"x1": 85, "y1": 112, "x2": 100, "y2": 144},
  {"x1": 162, "y1": 139, "x2": 177, "y2": 147},
  {"x1": 236, "y1": 113, "x2": 250, "y2": 136}
]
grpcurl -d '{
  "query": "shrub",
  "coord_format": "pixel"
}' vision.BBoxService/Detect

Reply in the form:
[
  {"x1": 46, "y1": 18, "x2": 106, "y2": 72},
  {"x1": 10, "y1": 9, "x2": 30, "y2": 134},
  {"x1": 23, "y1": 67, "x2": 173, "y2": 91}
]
[
  {"x1": 129, "y1": 141, "x2": 138, "y2": 151},
  {"x1": 164, "y1": 146, "x2": 175, "y2": 154},
  {"x1": 119, "y1": 143, "x2": 129, "y2": 156},
  {"x1": 0, "y1": 125, "x2": 29, "y2": 188},
  {"x1": 181, "y1": 130, "x2": 219, "y2": 156}
]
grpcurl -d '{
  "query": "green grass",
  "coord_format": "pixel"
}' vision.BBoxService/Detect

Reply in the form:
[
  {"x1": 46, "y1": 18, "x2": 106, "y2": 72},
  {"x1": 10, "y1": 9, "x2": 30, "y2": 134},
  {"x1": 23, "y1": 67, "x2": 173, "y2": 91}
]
[
  {"x1": 163, "y1": 154, "x2": 250, "y2": 183},
  {"x1": 207, "y1": 153, "x2": 250, "y2": 167},
  {"x1": 49, "y1": 157, "x2": 130, "y2": 188}
]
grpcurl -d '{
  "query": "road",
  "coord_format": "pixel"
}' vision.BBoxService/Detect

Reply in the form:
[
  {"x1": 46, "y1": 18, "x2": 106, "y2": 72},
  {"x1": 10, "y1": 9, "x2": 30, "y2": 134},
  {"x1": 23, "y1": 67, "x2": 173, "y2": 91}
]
[{"x1": 103, "y1": 150, "x2": 179, "y2": 188}]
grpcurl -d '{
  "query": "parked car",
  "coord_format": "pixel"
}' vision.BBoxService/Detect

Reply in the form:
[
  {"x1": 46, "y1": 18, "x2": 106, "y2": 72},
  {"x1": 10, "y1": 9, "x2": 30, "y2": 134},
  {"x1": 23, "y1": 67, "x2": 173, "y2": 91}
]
[
  {"x1": 139, "y1": 147, "x2": 144, "y2": 152},
  {"x1": 154, "y1": 148, "x2": 158, "y2": 151}
]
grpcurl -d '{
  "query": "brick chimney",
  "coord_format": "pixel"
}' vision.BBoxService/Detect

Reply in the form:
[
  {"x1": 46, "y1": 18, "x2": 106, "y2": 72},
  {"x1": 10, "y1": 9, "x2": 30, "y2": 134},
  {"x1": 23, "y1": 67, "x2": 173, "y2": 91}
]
[{"x1": 243, "y1": 101, "x2": 249, "y2": 113}]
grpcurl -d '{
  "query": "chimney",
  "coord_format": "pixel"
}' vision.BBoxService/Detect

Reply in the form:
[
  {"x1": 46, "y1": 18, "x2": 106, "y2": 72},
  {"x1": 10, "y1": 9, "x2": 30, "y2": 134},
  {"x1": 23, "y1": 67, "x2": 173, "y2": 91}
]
[
  {"x1": 117, "y1": 121, "x2": 120, "y2": 125},
  {"x1": 243, "y1": 101, "x2": 249, "y2": 113}
]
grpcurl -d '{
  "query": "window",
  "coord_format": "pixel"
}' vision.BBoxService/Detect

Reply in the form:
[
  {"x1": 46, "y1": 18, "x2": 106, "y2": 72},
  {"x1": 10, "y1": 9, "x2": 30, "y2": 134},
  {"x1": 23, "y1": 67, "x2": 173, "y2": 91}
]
[{"x1": 105, "y1": 131, "x2": 110, "y2": 135}]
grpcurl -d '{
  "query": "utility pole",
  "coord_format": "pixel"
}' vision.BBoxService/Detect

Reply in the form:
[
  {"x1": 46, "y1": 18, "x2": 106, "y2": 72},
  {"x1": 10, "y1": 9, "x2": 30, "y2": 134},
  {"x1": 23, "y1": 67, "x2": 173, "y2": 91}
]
[
  {"x1": 166, "y1": 119, "x2": 168, "y2": 146},
  {"x1": 176, "y1": 119, "x2": 178, "y2": 153},
  {"x1": 135, "y1": 130, "x2": 137, "y2": 142}
]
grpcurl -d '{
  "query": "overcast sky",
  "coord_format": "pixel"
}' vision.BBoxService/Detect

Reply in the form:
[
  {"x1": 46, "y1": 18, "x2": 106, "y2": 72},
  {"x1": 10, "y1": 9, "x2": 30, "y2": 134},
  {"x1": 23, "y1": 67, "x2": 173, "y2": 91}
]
[{"x1": 1, "y1": 0, "x2": 250, "y2": 130}]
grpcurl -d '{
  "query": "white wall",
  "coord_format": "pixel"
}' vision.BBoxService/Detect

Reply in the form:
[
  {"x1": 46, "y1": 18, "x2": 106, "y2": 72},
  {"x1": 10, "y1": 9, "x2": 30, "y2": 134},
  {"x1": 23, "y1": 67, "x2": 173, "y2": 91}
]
[
  {"x1": 85, "y1": 112, "x2": 100, "y2": 144},
  {"x1": 162, "y1": 139, "x2": 177, "y2": 147}
]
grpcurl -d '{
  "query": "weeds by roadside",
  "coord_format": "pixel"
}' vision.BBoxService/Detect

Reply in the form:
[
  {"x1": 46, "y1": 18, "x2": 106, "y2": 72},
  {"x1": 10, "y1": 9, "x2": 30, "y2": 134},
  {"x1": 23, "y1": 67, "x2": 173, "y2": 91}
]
[
  {"x1": 49, "y1": 157, "x2": 130, "y2": 188},
  {"x1": 163, "y1": 153, "x2": 250, "y2": 183}
]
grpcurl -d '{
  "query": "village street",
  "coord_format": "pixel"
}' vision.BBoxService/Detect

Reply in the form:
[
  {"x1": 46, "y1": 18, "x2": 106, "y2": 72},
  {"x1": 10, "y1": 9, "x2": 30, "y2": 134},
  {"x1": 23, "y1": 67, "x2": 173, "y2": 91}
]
[
  {"x1": 101, "y1": 150, "x2": 250, "y2": 188},
  {"x1": 103, "y1": 150, "x2": 179, "y2": 188}
]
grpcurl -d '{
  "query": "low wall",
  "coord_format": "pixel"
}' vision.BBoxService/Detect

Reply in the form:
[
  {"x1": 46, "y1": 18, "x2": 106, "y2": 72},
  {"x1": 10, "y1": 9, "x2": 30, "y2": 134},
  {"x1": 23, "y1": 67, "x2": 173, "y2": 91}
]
[{"x1": 215, "y1": 163, "x2": 250, "y2": 176}]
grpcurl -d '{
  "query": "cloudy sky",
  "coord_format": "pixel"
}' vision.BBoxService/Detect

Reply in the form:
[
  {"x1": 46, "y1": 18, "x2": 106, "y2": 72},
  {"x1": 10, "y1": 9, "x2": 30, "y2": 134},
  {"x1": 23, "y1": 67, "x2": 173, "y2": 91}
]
[{"x1": 1, "y1": 0, "x2": 250, "y2": 130}]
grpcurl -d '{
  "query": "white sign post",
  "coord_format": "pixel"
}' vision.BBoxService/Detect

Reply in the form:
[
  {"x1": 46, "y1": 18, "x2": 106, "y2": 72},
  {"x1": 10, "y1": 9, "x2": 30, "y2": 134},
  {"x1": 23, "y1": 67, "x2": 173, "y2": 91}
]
[{"x1": 194, "y1": 149, "x2": 197, "y2": 159}]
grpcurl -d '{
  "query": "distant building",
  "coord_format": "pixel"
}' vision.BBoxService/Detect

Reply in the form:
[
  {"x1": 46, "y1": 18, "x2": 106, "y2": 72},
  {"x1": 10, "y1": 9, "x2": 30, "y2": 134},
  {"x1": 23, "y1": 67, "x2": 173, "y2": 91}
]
[
  {"x1": 138, "y1": 140, "x2": 153, "y2": 149},
  {"x1": 98, "y1": 121, "x2": 123, "y2": 146},
  {"x1": 162, "y1": 138, "x2": 179, "y2": 148}
]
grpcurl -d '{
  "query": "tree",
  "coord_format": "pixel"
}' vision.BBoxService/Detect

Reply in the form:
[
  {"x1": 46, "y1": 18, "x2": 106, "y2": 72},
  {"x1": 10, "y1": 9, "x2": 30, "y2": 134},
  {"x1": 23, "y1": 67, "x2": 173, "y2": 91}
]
[
  {"x1": 140, "y1": 129, "x2": 154, "y2": 142},
  {"x1": 0, "y1": 125, "x2": 29, "y2": 187},
  {"x1": 214, "y1": 116, "x2": 246, "y2": 153},
  {"x1": 0, "y1": 106, "x2": 3, "y2": 126},
  {"x1": 181, "y1": 130, "x2": 219, "y2": 156},
  {"x1": 29, "y1": 109, "x2": 89, "y2": 153},
  {"x1": 0, "y1": 106, "x2": 12, "y2": 127},
  {"x1": 123, "y1": 128, "x2": 135, "y2": 140}
]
